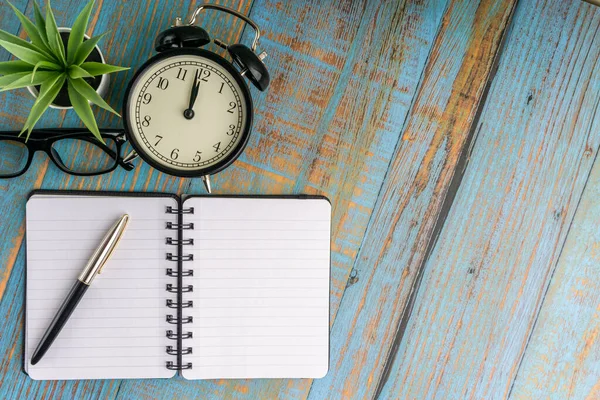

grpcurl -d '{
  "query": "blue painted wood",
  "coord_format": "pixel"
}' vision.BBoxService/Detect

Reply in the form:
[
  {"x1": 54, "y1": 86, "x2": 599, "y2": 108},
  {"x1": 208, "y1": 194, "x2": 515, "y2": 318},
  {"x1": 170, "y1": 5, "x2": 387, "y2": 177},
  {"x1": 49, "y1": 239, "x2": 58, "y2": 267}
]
[
  {"x1": 305, "y1": 0, "x2": 519, "y2": 397},
  {"x1": 377, "y1": 1, "x2": 600, "y2": 398},
  {"x1": 510, "y1": 153, "x2": 600, "y2": 398},
  {"x1": 0, "y1": 0, "x2": 597, "y2": 398},
  {"x1": 0, "y1": 0, "x2": 33, "y2": 293}
]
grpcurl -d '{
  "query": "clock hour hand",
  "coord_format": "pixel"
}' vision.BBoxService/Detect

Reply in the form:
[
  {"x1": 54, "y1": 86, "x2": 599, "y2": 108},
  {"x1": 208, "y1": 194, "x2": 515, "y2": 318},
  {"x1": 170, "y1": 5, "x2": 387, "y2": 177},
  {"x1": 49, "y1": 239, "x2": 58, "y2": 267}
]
[{"x1": 184, "y1": 69, "x2": 201, "y2": 120}]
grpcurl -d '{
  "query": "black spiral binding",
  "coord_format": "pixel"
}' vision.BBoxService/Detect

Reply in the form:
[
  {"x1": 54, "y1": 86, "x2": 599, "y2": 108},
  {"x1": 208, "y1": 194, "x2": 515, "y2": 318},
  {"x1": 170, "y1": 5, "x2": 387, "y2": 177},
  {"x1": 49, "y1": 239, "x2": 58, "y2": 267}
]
[{"x1": 165, "y1": 205, "x2": 194, "y2": 371}]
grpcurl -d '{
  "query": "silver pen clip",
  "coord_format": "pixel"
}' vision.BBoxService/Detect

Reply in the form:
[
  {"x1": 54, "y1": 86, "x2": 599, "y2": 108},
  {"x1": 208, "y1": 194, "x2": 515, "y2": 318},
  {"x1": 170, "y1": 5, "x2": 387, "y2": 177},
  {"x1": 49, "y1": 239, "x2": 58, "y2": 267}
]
[{"x1": 78, "y1": 214, "x2": 130, "y2": 285}]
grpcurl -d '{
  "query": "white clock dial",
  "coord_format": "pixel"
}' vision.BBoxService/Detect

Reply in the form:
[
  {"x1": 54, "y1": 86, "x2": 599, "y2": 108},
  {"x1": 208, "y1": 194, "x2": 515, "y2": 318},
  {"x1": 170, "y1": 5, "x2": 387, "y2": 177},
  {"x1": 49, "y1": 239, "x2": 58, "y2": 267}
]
[{"x1": 126, "y1": 53, "x2": 249, "y2": 171}]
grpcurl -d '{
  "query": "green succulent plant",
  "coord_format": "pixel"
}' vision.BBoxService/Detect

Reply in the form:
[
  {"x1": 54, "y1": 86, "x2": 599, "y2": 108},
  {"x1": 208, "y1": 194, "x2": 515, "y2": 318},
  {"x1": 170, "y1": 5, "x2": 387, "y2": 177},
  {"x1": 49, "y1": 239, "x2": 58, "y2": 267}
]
[{"x1": 0, "y1": 0, "x2": 128, "y2": 140}]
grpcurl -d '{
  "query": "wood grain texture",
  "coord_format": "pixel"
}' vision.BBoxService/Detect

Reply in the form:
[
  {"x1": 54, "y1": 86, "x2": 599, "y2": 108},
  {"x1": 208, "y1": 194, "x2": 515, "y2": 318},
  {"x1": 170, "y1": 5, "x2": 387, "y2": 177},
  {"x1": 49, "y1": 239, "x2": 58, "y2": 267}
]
[
  {"x1": 119, "y1": 0, "x2": 451, "y2": 398},
  {"x1": 0, "y1": 0, "x2": 30, "y2": 304},
  {"x1": 1, "y1": 0, "x2": 598, "y2": 398},
  {"x1": 377, "y1": 1, "x2": 600, "y2": 399},
  {"x1": 510, "y1": 153, "x2": 600, "y2": 398},
  {"x1": 305, "y1": 0, "x2": 516, "y2": 398}
]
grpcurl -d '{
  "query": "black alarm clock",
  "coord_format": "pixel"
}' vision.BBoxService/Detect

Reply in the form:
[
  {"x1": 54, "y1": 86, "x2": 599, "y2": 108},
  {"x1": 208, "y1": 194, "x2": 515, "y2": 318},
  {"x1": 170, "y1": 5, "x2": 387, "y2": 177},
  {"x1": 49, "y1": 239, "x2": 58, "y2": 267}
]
[{"x1": 122, "y1": 4, "x2": 269, "y2": 193}]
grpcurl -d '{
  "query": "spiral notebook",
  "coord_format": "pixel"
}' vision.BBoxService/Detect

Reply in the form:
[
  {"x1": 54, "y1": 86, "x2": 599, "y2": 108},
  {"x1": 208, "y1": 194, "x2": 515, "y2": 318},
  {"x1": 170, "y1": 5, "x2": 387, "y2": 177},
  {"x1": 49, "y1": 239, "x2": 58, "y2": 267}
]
[{"x1": 24, "y1": 191, "x2": 330, "y2": 380}]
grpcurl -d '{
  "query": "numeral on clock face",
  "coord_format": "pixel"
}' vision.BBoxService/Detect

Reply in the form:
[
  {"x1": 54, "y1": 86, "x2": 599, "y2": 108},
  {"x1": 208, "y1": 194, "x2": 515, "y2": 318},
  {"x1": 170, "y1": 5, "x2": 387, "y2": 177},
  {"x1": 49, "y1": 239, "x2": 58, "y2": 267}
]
[
  {"x1": 157, "y1": 77, "x2": 169, "y2": 90},
  {"x1": 226, "y1": 124, "x2": 235, "y2": 135},
  {"x1": 142, "y1": 115, "x2": 151, "y2": 127},
  {"x1": 227, "y1": 102, "x2": 236, "y2": 113},
  {"x1": 176, "y1": 68, "x2": 187, "y2": 81},
  {"x1": 197, "y1": 68, "x2": 211, "y2": 82}
]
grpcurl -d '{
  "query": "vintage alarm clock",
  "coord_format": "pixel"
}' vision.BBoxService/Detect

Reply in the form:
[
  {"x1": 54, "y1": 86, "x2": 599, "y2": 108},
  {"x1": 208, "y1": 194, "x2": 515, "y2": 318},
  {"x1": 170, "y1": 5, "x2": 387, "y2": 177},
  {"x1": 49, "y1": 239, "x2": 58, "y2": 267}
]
[{"x1": 122, "y1": 4, "x2": 269, "y2": 193}]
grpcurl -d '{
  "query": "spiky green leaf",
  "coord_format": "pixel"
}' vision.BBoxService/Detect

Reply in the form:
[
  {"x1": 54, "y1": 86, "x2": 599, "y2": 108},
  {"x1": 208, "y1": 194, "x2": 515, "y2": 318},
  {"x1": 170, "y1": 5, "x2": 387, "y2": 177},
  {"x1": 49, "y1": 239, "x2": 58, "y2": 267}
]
[
  {"x1": 6, "y1": 1, "x2": 54, "y2": 58},
  {"x1": 0, "y1": 60, "x2": 34, "y2": 75},
  {"x1": 70, "y1": 76, "x2": 119, "y2": 116},
  {"x1": 0, "y1": 71, "x2": 31, "y2": 87},
  {"x1": 33, "y1": 1, "x2": 48, "y2": 45},
  {"x1": 67, "y1": 79, "x2": 101, "y2": 140},
  {"x1": 20, "y1": 73, "x2": 64, "y2": 136},
  {"x1": 55, "y1": 33, "x2": 66, "y2": 64},
  {"x1": 0, "y1": 33, "x2": 53, "y2": 65},
  {"x1": 0, "y1": 70, "x2": 60, "y2": 92},
  {"x1": 73, "y1": 32, "x2": 107, "y2": 66},
  {"x1": 67, "y1": 0, "x2": 94, "y2": 64},
  {"x1": 80, "y1": 61, "x2": 128, "y2": 77},
  {"x1": 67, "y1": 65, "x2": 92, "y2": 79},
  {"x1": 45, "y1": 1, "x2": 65, "y2": 65},
  {"x1": 32, "y1": 60, "x2": 61, "y2": 80}
]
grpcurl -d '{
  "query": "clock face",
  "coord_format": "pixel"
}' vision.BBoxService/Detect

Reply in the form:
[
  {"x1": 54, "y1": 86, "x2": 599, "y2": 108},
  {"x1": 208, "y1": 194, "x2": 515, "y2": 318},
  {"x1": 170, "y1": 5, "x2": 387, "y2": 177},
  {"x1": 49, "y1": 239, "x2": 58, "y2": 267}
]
[{"x1": 123, "y1": 49, "x2": 252, "y2": 176}]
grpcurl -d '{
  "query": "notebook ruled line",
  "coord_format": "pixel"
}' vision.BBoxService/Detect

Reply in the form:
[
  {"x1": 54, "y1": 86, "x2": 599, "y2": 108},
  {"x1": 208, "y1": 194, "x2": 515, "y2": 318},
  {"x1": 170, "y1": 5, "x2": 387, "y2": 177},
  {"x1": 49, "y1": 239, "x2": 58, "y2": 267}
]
[
  {"x1": 193, "y1": 344, "x2": 328, "y2": 348},
  {"x1": 187, "y1": 218, "x2": 329, "y2": 222},
  {"x1": 190, "y1": 335, "x2": 325, "y2": 338},
  {"x1": 195, "y1": 228, "x2": 330, "y2": 232},
  {"x1": 29, "y1": 365, "x2": 167, "y2": 369}
]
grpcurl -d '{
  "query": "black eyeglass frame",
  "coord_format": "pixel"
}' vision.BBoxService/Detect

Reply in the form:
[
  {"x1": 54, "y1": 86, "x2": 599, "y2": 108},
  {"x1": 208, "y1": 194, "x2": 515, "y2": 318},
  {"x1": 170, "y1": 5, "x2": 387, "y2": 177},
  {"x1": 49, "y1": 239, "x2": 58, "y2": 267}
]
[{"x1": 0, "y1": 128, "x2": 135, "y2": 178}]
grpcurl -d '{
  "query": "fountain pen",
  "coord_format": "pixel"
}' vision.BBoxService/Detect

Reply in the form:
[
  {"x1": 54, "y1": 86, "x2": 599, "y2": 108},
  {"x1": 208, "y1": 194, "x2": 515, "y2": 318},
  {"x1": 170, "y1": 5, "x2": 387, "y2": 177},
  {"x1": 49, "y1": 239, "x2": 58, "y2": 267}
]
[{"x1": 30, "y1": 214, "x2": 130, "y2": 366}]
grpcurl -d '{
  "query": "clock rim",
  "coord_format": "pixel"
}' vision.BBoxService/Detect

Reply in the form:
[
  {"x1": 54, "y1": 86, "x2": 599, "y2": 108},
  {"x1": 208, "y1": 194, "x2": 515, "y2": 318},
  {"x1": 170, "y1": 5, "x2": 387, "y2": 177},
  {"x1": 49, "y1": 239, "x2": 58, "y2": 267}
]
[{"x1": 122, "y1": 47, "x2": 254, "y2": 178}]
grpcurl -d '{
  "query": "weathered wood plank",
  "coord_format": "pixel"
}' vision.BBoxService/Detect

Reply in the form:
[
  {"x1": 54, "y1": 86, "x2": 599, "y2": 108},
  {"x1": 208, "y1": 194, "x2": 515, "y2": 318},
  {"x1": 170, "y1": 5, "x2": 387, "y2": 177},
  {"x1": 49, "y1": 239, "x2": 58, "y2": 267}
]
[
  {"x1": 510, "y1": 154, "x2": 600, "y2": 398},
  {"x1": 0, "y1": 0, "x2": 32, "y2": 302},
  {"x1": 377, "y1": 1, "x2": 600, "y2": 398},
  {"x1": 117, "y1": 0, "x2": 450, "y2": 398},
  {"x1": 0, "y1": 1, "x2": 250, "y2": 398},
  {"x1": 305, "y1": 0, "x2": 517, "y2": 398}
]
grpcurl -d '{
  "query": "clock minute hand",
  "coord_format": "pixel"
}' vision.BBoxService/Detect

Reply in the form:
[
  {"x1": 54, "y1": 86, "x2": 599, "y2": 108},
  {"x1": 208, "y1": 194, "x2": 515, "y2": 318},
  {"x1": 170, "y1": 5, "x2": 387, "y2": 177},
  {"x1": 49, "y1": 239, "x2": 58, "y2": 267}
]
[{"x1": 184, "y1": 69, "x2": 201, "y2": 120}]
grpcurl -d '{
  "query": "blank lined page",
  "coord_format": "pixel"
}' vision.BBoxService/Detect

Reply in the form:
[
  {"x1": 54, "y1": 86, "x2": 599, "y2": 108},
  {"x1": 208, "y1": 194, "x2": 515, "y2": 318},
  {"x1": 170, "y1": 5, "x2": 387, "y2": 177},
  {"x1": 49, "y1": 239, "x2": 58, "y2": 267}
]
[
  {"x1": 25, "y1": 194, "x2": 177, "y2": 380},
  {"x1": 182, "y1": 197, "x2": 330, "y2": 379}
]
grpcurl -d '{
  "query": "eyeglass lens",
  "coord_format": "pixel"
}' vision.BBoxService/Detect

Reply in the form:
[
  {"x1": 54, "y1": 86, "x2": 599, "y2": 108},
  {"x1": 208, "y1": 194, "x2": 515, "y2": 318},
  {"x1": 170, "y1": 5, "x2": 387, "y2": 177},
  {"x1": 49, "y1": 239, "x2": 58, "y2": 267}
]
[
  {"x1": 51, "y1": 137, "x2": 118, "y2": 174},
  {"x1": 0, "y1": 140, "x2": 29, "y2": 177}
]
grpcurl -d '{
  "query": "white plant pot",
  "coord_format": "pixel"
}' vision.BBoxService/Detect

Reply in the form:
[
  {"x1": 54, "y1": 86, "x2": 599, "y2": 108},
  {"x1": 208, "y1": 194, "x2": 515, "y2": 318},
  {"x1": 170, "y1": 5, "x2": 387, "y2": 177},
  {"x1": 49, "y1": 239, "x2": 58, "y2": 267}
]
[{"x1": 26, "y1": 27, "x2": 110, "y2": 110}]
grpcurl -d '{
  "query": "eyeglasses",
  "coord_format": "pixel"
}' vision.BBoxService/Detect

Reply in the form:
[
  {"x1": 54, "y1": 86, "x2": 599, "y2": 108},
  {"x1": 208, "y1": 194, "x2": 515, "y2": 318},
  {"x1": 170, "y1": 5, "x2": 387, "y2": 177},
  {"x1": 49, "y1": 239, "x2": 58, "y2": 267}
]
[{"x1": 0, "y1": 128, "x2": 135, "y2": 178}]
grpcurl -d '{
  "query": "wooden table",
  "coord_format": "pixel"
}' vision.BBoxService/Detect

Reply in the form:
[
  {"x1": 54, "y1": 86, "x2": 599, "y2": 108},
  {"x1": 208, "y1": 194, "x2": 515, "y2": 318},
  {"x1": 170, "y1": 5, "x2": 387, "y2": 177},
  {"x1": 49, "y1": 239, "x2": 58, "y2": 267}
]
[{"x1": 1, "y1": 0, "x2": 599, "y2": 398}]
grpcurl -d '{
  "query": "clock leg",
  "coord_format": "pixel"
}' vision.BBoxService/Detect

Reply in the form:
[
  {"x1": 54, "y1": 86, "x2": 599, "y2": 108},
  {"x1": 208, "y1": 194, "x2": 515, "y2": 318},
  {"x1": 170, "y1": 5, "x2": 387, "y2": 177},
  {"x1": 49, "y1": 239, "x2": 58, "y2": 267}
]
[
  {"x1": 122, "y1": 150, "x2": 139, "y2": 164},
  {"x1": 201, "y1": 175, "x2": 212, "y2": 194}
]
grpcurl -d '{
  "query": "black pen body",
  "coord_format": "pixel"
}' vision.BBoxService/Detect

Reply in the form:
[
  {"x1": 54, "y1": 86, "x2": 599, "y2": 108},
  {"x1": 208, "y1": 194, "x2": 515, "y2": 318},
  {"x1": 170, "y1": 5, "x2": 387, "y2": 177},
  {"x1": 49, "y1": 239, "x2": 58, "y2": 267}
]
[{"x1": 30, "y1": 280, "x2": 89, "y2": 365}]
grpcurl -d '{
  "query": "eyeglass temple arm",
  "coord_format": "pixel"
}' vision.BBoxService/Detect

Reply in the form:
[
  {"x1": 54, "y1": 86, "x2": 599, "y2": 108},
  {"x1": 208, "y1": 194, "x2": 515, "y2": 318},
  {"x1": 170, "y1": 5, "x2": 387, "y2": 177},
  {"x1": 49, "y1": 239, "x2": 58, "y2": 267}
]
[
  {"x1": 73, "y1": 135, "x2": 136, "y2": 171},
  {"x1": 120, "y1": 158, "x2": 136, "y2": 171},
  {"x1": 22, "y1": 128, "x2": 126, "y2": 139}
]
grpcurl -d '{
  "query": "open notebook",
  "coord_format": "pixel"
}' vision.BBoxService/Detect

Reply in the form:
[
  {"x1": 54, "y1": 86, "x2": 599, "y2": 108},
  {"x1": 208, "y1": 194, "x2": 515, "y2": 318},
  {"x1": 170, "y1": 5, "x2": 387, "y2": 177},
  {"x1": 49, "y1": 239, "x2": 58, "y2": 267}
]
[{"x1": 25, "y1": 191, "x2": 330, "y2": 380}]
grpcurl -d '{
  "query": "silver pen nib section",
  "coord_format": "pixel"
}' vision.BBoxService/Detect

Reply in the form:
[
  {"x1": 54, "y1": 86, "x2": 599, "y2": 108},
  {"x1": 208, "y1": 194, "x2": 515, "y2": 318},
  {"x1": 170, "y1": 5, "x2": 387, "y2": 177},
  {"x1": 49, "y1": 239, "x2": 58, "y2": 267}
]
[{"x1": 78, "y1": 214, "x2": 130, "y2": 285}]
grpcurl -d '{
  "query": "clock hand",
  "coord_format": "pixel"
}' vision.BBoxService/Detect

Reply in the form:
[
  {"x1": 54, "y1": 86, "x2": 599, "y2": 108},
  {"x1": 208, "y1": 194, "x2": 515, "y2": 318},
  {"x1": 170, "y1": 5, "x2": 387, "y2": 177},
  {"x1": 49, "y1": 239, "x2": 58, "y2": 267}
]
[{"x1": 184, "y1": 69, "x2": 201, "y2": 120}]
